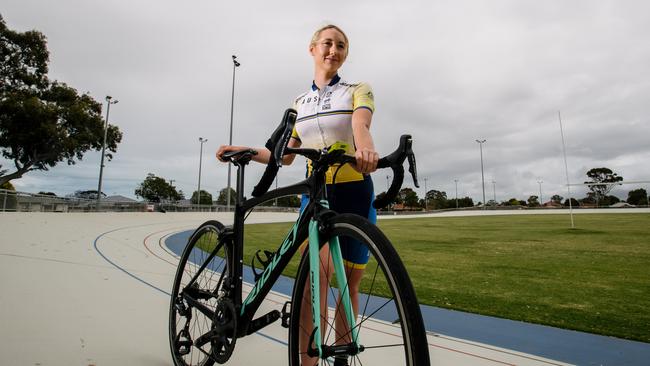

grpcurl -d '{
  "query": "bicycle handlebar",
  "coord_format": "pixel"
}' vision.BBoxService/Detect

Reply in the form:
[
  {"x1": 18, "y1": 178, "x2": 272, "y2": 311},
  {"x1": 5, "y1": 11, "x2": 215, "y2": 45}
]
[{"x1": 251, "y1": 109, "x2": 297, "y2": 198}]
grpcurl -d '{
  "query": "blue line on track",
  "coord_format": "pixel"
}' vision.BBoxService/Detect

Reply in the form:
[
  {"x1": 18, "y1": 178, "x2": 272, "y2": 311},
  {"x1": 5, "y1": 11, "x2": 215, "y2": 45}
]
[
  {"x1": 92, "y1": 223, "x2": 288, "y2": 347},
  {"x1": 93, "y1": 224, "x2": 171, "y2": 296}
]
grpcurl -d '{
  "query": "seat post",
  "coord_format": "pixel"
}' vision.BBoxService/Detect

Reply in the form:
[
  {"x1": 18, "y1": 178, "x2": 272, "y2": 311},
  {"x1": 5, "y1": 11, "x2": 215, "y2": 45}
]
[{"x1": 234, "y1": 162, "x2": 246, "y2": 205}]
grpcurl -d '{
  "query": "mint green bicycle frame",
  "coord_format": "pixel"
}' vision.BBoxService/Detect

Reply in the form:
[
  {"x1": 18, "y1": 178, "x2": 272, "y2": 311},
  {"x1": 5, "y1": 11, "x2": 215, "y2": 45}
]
[{"x1": 308, "y1": 200, "x2": 358, "y2": 357}]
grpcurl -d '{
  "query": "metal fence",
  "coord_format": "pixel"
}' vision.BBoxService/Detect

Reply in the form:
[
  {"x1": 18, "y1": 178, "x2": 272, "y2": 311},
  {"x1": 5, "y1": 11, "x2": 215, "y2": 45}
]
[{"x1": 0, "y1": 189, "x2": 299, "y2": 213}]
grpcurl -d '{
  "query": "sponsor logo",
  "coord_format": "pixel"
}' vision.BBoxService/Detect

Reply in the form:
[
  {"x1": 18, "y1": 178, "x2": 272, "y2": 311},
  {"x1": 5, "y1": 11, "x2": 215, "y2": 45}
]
[{"x1": 240, "y1": 222, "x2": 300, "y2": 315}]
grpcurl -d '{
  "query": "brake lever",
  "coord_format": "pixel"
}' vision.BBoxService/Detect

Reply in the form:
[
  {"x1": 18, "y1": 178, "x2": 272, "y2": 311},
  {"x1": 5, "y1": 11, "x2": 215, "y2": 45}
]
[
  {"x1": 407, "y1": 152, "x2": 419, "y2": 188},
  {"x1": 403, "y1": 136, "x2": 419, "y2": 188}
]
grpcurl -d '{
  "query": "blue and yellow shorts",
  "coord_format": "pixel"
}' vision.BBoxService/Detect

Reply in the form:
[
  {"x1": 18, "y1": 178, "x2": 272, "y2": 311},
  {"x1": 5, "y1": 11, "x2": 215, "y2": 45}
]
[{"x1": 300, "y1": 175, "x2": 376, "y2": 269}]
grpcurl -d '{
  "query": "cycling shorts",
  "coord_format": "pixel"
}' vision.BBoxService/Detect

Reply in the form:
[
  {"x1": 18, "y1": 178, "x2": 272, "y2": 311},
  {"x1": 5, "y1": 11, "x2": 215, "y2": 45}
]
[{"x1": 299, "y1": 175, "x2": 377, "y2": 269}]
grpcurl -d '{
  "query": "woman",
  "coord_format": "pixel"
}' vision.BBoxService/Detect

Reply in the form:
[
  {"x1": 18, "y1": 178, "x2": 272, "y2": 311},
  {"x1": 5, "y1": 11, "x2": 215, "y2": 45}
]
[{"x1": 216, "y1": 24, "x2": 378, "y2": 366}]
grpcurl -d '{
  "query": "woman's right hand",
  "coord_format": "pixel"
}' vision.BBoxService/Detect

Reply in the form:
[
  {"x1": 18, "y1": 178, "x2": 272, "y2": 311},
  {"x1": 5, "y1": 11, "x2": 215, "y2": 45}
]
[{"x1": 216, "y1": 145, "x2": 248, "y2": 162}]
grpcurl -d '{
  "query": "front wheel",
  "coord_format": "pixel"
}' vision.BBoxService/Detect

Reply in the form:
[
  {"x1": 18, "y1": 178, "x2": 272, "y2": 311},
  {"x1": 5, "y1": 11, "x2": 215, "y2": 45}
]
[
  {"x1": 287, "y1": 214, "x2": 430, "y2": 366},
  {"x1": 169, "y1": 221, "x2": 235, "y2": 366}
]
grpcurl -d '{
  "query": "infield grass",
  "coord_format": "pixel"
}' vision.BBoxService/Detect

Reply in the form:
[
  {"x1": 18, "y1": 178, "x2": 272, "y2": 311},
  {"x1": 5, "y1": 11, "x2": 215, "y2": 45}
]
[{"x1": 242, "y1": 213, "x2": 650, "y2": 343}]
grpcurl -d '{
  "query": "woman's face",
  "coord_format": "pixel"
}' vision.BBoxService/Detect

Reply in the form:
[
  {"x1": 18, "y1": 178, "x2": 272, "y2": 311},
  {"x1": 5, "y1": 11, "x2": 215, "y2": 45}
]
[{"x1": 310, "y1": 28, "x2": 347, "y2": 74}]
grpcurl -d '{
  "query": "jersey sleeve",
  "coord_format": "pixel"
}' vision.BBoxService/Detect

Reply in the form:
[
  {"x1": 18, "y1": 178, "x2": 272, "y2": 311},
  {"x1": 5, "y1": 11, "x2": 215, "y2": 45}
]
[{"x1": 352, "y1": 82, "x2": 375, "y2": 113}]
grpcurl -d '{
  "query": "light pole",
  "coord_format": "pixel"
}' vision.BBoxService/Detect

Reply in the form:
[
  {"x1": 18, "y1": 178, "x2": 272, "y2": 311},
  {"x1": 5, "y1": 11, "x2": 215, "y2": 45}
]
[
  {"x1": 97, "y1": 95, "x2": 118, "y2": 211},
  {"x1": 476, "y1": 139, "x2": 487, "y2": 209},
  {"x1": 491, "y1": 180, "x2": 496, "y2": 207},
  {"x1": 226, "y1": 55, "x2": 241, "y2": 212},
  {"x1": 537, "y1": 180, "x2": 543, "y2": 206},
  {"x1": 198, "y1": 137, "x2": 207, "y2": 211},
  {"x1": 454, "y1": 179, "x2": 459, "y2": 209},
  {"x1": 558, "y1": 111, "x2": 574, "y2": 228}
]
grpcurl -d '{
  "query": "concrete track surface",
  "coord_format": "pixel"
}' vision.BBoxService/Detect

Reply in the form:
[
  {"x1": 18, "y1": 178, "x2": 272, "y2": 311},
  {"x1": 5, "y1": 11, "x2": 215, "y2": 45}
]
[{"x1": 1, "y1": 211, "x2": 645, "y2": 365}]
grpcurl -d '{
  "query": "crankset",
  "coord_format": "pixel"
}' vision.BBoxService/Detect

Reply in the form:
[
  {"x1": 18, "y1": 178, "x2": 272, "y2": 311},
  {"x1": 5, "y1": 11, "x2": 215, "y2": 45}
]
[{"x1": 196, "y1": 298, "x2": 238, "y2": 364}]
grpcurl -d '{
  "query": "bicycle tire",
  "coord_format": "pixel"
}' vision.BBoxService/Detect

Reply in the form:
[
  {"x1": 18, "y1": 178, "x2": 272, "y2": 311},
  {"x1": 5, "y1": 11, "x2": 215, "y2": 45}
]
[
  {"x1": 287, "y1": 214, "x2": 430, "y2": 366},
  {"x1": 169, "y1": 220, "x2": 233, "y2": 366}
]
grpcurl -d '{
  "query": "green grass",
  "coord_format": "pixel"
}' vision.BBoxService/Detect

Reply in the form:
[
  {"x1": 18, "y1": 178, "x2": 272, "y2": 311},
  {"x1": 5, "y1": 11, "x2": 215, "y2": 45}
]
[{"x1": 241, "y1": 213, "x2": 650, "y2": 343}]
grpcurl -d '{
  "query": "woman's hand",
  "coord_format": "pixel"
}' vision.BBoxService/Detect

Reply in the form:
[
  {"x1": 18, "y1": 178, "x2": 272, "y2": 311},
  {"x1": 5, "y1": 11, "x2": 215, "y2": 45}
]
[
  {"x1": 216, "y1": 145, "x2": 248, "y2": 162},
  {"x1": 354, "y1": 146, "x2": 379, "y2": 173}
]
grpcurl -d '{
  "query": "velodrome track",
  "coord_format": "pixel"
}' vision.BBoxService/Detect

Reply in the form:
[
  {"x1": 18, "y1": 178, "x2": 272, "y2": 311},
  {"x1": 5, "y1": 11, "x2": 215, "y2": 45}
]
[{"x1": 1, "y1": 210, "x2": 648, "y2": 365}]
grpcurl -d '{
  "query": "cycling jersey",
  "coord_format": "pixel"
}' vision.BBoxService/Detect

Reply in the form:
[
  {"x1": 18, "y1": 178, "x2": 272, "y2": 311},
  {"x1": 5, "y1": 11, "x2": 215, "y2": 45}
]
[{"x1": 291, "y1": 74, "x2": 375, "y2": 184}]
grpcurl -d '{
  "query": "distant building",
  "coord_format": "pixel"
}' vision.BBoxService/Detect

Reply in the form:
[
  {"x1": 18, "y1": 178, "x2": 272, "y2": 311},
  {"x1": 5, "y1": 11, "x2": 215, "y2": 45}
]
[
  {"x1": 104, "y1": 195, "x2": 137, "y2": 203},
  {"x1": 610, "y1": 202, "x2": 635, "y2": 208}
]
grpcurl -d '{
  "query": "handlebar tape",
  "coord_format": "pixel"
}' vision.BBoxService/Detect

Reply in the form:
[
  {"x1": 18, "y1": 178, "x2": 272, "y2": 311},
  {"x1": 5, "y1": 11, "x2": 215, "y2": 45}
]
[
  {"x1": 251, "y1": 154, "x2": 279, "y2": 197},
  {"x1": 372, "y1": 158, "x2": 404, "y2": 209}
]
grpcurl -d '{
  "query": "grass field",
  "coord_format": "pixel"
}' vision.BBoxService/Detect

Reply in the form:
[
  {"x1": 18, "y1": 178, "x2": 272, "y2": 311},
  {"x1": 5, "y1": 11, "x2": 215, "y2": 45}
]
[{"x1": 242, "y1": 213, "x2": 650, "y2": 343}]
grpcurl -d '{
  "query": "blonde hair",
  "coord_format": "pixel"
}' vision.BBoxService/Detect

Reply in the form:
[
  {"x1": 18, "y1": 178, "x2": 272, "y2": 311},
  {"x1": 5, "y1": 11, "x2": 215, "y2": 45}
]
[{"x1": 310, "y1": 24, "x2": 349, "y2": 56}]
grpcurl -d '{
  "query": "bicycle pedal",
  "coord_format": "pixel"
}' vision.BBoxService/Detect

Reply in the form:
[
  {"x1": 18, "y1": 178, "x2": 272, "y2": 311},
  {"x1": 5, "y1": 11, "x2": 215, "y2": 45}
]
[
  {"x1": 247, "y1": 310, "x2": 281, "y2": 335},
  {"x1": 280, "y1": 301, "x2": 291, "y2": 328}
]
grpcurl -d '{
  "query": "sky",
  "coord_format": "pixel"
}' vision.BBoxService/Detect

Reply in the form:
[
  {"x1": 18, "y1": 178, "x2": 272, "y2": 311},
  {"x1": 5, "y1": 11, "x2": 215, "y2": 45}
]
[{"x1": 2, "y1": 0, "x2": 650, "y2": 203}]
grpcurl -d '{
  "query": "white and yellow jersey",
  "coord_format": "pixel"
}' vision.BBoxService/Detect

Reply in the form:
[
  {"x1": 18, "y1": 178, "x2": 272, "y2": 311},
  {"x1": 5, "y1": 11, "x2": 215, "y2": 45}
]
[{"x1": 291, "y1": 75, "x2": 375, "y2": 184}]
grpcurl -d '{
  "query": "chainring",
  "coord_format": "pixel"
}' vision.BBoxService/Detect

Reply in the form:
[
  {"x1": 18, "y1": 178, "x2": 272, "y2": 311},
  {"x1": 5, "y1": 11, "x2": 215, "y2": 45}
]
[{"x1": 210, "y1": 297, "x2": 237, "y2": 364}]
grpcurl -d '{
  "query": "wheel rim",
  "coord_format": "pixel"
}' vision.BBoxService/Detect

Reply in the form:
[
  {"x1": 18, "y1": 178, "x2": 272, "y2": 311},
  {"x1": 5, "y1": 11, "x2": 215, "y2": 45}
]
[
  {"x1": 170, "y1": 226, "x2": 231, "y2": 366},
  {"x1": 288, "y1": 221, "x2": 422, "y2": 366}
]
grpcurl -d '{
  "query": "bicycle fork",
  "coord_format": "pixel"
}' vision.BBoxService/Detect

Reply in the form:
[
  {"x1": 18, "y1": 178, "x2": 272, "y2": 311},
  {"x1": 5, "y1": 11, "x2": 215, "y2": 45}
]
[{"x1": 306, "y1": 200, "x2": 361, "y2": 359}]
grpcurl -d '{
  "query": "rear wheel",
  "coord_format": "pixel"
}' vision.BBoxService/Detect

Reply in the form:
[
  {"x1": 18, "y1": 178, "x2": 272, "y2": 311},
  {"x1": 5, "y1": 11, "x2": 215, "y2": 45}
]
[
  {"x1": 169, "y1": 221, "x2": 235, "y2": 366},
  {"x1": 287, "y1": 214, "x2": 430, "y2": 366}
]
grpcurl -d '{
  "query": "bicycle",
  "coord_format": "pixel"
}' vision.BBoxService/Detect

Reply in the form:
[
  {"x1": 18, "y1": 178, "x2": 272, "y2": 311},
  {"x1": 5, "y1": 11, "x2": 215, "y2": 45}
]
[{"x1": 169, "y1": 109, "x2": 430, "y2": 366}]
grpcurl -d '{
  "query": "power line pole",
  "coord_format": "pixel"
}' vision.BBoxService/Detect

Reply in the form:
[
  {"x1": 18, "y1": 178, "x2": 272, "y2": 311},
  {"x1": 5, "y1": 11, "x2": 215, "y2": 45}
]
[
  {"x1": 226, "y1": 55, "x2": 241, "y2": 212},
  {"x1": 558, "y1": 111, "x2": 575, "y2": 228},
  {"x1": 476, "y1": 139, "x2": 487, "y2": 210},
  {"x1": 97, "y1": 95, "x2": 118, "y2": 211},
  {"x1": 198, "y1": 137, "x2": 207, "y2": 211}
]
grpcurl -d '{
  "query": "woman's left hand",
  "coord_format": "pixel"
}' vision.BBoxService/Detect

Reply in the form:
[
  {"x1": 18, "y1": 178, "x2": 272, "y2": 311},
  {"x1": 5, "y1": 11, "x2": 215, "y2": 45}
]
[{"x1": 354, "y1": 146, "x2": 379, "y2": 174}]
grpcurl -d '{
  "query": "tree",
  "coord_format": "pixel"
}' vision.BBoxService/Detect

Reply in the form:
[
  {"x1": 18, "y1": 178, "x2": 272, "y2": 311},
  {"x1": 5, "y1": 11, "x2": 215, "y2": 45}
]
[
  {"x1": 551, "y1": 194, "x2": 563, "y2": 204},
  {"x1": 605, "y1": 195, "x2": 620, "y2": 206},
  {"x1": 217, "y1": 187, "x2": 236, "y2": 205},
  {"x1": 0, "y1": 180, "x2": 17, "y2": 210},
  {"x1": 584, "y1": 167, "x2": 623, "y2": 205},
  {"x1": 455, "y1": 196, "x2": 474, "y2": 208},
  {"x1": 135, "y1": 173, "x2": 183, "y2": 202},
  {"x1": 527, "y1": 195, "x2": 540, "y2": 207},
  {"x1": 276, "y1": 195, "x2": 301, "y2": 207},
  {"x1": 398, "y1": 188, "x2": 419, "y2": 208},
  {"x1": 426, "y1": 190, "x2": 448, "y2": 210},
  {"x1": 70, "y1": 190, "x2": 106, "y2": 200},
  {"x1": 502, "y1": 198, "x2": 521, "y2": 206},
  {"x1": 627, "y1": 188, "x2": 648, "y2": 206},
  {"x1": 563, "y1": 198, "x2": 580, "y2": 207},
  {"x1": 38, "y1": 191, "x2": 57, "y2": 196},
  {"x1": 0, "y1": 15, "x2": 122, "y2": 186},
  {"x1": 192, "y1": 190, "x2": 213, "y2": 205}
]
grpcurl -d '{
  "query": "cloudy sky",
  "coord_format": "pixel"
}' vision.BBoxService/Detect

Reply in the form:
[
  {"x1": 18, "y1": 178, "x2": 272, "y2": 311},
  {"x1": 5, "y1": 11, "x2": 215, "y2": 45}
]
[{"x1": 3, "y1": 0, "x2": 650, "y2": 203}]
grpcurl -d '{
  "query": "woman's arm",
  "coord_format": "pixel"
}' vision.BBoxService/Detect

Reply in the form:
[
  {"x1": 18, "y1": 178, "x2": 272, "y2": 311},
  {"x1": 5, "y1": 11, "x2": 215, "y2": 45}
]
[
  {"x1": 351, "y1": 108, "x2": 378, "y2": 173},
  {"x1": 216, "y1": 138, "x2": 300, "y2": 165}
]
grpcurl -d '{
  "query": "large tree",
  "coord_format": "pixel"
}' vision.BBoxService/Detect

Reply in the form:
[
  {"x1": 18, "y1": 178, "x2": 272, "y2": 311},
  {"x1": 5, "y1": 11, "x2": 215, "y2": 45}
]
[
  {"x1": 398, "y1": 188, "x2": 419, "y2": 208},
  {"x1": 584, "y1": 167, "x2": 623, "y2": 204},
  {"x1": 135, "y1": 173, "x2": 184, "y2": 202},
  {"x1": 0, "y1": 15, "x2": 122, "y2": 186},
  {"x1": 425, "y1": 189, "x2": 448, "y2": 209},
  {"x1": 216, "y1": 187, "x2": 236, "y2": 205},
  {"x1": 627, "y1": 188, "x2": 648, "y2": 206},
  {"x1": 192, "y1": 190, "x2": 213, "y2": 205}
]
